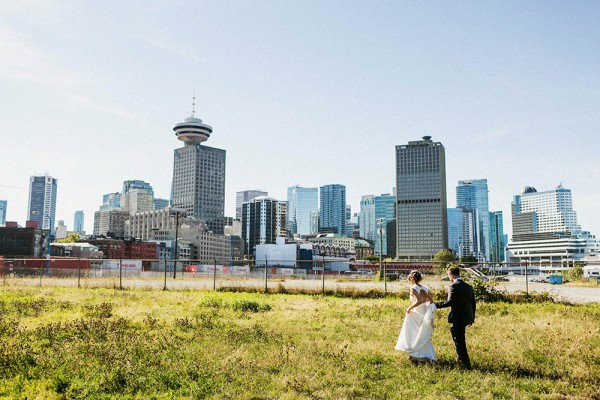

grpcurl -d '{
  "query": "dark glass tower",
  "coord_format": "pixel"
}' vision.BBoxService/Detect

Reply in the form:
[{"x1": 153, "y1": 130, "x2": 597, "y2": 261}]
[{"x1": 27, "y1": 175, "x2": 57, "y2": 231}]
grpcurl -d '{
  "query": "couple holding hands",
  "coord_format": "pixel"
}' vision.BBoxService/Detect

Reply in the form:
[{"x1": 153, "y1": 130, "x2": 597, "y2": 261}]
[{"x1": 395, "y1": 266, "x2": 476, "y2": 370}]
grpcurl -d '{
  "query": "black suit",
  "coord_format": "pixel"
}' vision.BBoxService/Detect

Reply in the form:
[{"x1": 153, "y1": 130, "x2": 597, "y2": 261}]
[{"x1": 435, "y1": 278, "x2": 476, "y2": 369}]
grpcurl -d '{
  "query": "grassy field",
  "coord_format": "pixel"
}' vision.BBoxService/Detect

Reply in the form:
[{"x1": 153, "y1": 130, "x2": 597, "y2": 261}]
[{"x1": 0, "y1": 286, "x2": 598, "y2": 399}]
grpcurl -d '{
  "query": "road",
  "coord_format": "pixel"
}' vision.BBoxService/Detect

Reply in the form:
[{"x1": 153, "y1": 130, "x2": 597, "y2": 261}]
[{"x1": 5, "y1": 274, "x2": 599, "y2": 304}]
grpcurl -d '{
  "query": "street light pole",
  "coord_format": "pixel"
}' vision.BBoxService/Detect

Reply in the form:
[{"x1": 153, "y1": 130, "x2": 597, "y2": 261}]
[
  {"x1": 169, "y1": 207, "x2": 186, "y2": 280},
  {"x1": 377, "y1": 218, "x2": 384, "y2": 278}
]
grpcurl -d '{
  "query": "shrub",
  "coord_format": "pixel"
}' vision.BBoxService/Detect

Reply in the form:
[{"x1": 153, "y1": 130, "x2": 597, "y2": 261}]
[
  {"x1": 82, "y1": 302, "x2": 114, "y2": 319},
  {"x1": 230, "y1": 299, "x2": 272, "y2": 313}
]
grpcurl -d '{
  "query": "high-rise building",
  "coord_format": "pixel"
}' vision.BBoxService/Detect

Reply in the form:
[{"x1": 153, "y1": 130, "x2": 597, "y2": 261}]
[
  {"x1": 236, "y1": 190, "x2": 268, "y2": 220},
  {"x1": 73, "y1": 210, "x2": 85, "y2": 234},
  {"x1": 359, "y1": 195, "x2": 375, "y2": 241},
  {"x1": 101, "y1": 193, "x2": 121, "y2": 210},
  {"x1": 241, "y1": 196, "x2": 286, "y2": 256},
  {"x1": 123, "y1": 189, "x2": 154, "y2": 213},
  {"x1": 0, "y1": 200, "x2": 6, "y2": 226},
  {"x1": 54, "y1": 220, "x2": 67, "y2": 240},
  {"x1": 507, "y1": 185, "x2": 597, "y2": 265},
  {"x1": 319, "y1": 184, "x2": 346, "y2": 235},
  {"x1": 27, "y1": 175, "x2": 58, "y2": 232},
  {"x1": 171, "y1": 104, "x2": 226, "y2": 234},
  {"x1": 489, "y1": 211, "x2": 505, "y2": 263},
  {"x1": 122, "y1": 180, "x2": 154, "y2": 197},
  {"x1": 395, "y1": 136, "x2": 447, "y2": 260},
  {"x1": 456, "y1": 179, "x2": 490, "y2": 261},
  {"x1": 374, "y1": 194, "x2": 396, "y2": 257},
  {"x1": 286, "y1": 185, "x2": 318, "y2": 236},
  {"x1": 447, "y1": 208, "x2": 462, "y2": 256},
  {"x1": 153, "y1": 198, "x2": 169, "y2": 210}
]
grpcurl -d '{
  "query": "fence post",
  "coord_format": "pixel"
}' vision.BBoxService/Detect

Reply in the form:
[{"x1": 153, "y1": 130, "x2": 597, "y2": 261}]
[
  {"x1": 525, "y1": 261, "x2": 529, "y2": 298},
  {"x1": 163, "y1": 254, "x2": 167, "y2": 291},
  {"x1": 264, "y1": 256, "x2": 268, "y2": 294},
  {"x1": 39, "y1": 260, "x2": 43, "y2": 287},
  {"x1": 213, "y1": 257, "x2": 217, "y2": 291},
  {"x1": 77, "y1": 257, "x2": 81, "y2": 288},
  {"x1": 119, "y1": 258, "x2": 123, "y2": 290},
  {"x1": 384, "y1": 260, "x2": 387, "y2": 294},
  {"x1": 322, "y1": 255, "x2": 325, "y2": 295}
]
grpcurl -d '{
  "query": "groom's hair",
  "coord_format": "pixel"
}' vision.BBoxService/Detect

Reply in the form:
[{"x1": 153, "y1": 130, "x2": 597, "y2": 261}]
[{"x1": 447, "y1": 266, "x2": 461, "y2": 277}]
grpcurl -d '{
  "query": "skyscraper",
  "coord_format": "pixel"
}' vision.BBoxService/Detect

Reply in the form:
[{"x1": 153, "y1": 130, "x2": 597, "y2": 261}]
[
  {"x1": 0, "y1": 200, "x2": 6, "y2": 226},
  {"x1": 27, "y1": 175, "x2": 58, "y2": 232},
  {"x1": 456, "y1": 179, "x2": 490, "y2": 261},
  {"x1": 395, "y1": 136, "x2": 447, "y2": 261},
  {"x1": 447, "y1": 208, "x2": 462, "y2": 256},
  {"x1": 286, "y1": 185, "x2": 318, "y2": 236},
  {"x1": 236, "y1": 190, "x2": 268, "y2": 220},
  {"x1": 241, "y1": 196, "x2": 286, "y2": 256},
  {"x1": 359, "y1": 195, "x2": 375, "y2": 241},
  {"x1": 374, "y1": 194, "x2": 396, "y2": 257},
  {"x1": 171, "y1": 103, "x2": 226, "y2": 234},
  {"x1": 489, "y1": 211, "x2": 505, "y2": 263},
  {"x1": 74, "y1": 210, "x2": 84, "y2": 233},
  {"x1": 319, "y1": 184, "x2": 346, "y2": 235},
  {"x1": 122, "y1": 180, "x2": 154, "y2": 197}
]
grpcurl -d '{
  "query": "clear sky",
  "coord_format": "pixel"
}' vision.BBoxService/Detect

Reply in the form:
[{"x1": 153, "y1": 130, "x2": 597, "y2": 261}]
[{"x1": 1, "y1": 1, "x2": 599, "y2": 236}]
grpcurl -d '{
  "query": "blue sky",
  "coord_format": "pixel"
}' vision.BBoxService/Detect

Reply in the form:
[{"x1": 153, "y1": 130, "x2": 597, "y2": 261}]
[{"x1": 1, "y1": 1, "x2": 599, "y2": 236}]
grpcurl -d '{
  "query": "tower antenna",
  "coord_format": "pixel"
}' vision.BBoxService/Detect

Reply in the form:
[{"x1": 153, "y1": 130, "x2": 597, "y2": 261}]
[{"x1": 192, "y1": 91, "x2": 196, "y2": 118}]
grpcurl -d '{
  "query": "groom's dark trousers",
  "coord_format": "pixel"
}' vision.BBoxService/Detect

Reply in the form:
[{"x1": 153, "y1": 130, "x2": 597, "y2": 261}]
[{"x1": 435, "y1": 278, "x2": 476, "y2": 370}]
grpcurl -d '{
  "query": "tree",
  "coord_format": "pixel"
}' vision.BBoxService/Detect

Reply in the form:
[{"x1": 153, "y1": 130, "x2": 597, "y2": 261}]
[
  {"x1": 458, "y1": 255, "x2": 478, "y2": 265},
  {"x1": 56, "y1": 233, "x2": 80, "y2": 243},
  {"x1": 433, "y1": 249, "x2": 456, "y2": 274}
]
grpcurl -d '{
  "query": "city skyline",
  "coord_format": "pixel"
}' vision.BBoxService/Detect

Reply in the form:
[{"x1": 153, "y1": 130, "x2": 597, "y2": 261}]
[{"x1": 1, "y1": 3, "x2": 599, "y2": 236}]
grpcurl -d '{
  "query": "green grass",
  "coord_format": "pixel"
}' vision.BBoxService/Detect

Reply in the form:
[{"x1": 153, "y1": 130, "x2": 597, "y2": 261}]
[{"x1": 0, "y1": 286, "x2": 598, "y2": 399}]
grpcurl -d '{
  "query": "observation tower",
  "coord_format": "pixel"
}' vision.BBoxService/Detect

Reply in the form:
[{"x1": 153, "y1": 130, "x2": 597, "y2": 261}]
[{"x1": 173, "y1": 97, "x2": 213, "y2": 144}]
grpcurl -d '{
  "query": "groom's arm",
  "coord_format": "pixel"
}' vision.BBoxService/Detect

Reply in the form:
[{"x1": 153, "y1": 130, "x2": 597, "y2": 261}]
[{"x1": 434, "y1": 284, "x2": 455, "y2": 309}]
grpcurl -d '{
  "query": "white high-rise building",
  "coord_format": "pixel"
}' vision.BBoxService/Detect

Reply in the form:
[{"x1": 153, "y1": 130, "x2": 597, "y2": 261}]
[
  {"x1": 508, "y1": 185, "x2": 597, "y2": 267},
  {"x1": 359, "y1": 195, "x2": 375, "y2": 241},
  {"x1": 287, "y1": 185, "x2": 318, "y2": 236}
]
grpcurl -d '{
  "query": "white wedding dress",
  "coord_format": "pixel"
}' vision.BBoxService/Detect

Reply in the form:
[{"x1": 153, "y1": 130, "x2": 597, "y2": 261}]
[{"x1": 395, "y1": 284, "x2": 437, "y2": 360}]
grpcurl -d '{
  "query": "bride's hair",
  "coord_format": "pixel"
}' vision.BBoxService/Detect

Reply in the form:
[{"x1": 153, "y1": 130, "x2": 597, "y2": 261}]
[{"x1": 408, "y1": 270, "x2": 422, "y2": 283}]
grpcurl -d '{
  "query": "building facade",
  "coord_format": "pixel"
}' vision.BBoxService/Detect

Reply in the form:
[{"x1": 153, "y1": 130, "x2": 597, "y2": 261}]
[
  {"x1": 241, "y1": 196, "x2": 286, "y2": 256},
  {"x1": 171, "y1": 109, "x2": 226, "y2": 234},
  {"x1": 374, "y1": 194, "x2": 396, "y2": 257},
  {"x1": 507, "y1": 185, "x2": 597, "y2": 266},
  {"x1": 447, "y1": 208, "x2": 462, "y2": 256},
  {"x1": 153, "y1": 198, "x2": 169, "y2": 210},
  {"x1": 27, "y1": 175, "x2": 58, "y2": 232},
  {"x1": 236, "y1": 190, "x2": 268, "y2": 220},
  {"x1": 395, "y1": 136, "x2": 448, "y2": 261},
  {"x1": 286, "y1": 185, "x2": 318, "y2": 236},
  {"x1": 456, "y1": 179, "x2": 490, "y2": 261},
  {"x1": 319, "y1": 184, "x2": 346, "y2": 235},
  {"x1": 489, "y1": 211, "x2": 505, "y2": 263},
  {"x1": 73, "y1": 210, "x2": 84, "y2": 233},
  {"x1": 0, "y1": 200, "x2": 6, "y2": 226},
  {"x1": 93, "y1": 210, "x2": 130, "y2": 237},
  {"x1": 359, "y1": 195, "x2": 375, "y2": 241}
]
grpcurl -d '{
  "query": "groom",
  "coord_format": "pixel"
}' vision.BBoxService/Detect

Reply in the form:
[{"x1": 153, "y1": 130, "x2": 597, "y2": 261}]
[{"x1": 435, "y1": 266, "x2": 476, "y2": 370}]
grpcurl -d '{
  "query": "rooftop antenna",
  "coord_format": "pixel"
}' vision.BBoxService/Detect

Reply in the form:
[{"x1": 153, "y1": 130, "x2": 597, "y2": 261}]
[{"x1": 191, "y1": 91, "x2": 196, "y2": 117}]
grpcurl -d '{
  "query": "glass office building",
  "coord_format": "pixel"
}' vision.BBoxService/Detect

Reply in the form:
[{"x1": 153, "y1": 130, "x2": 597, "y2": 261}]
[
  {"x1": 0, "y1": 200, "x2": 6, "y2": 226},
  {"x1": 489, "y1": 211, "x2": 505, "y2": 263},
  {"x1": 319, "y1": 184, "x2": 346, "y2": 235},
  {"x1": 374, "y1": 194, "x2": 396, "y2": 256},
  {"x1": 287, "y1": 185, "x2": 318, "y2": 236},
  {"x1": 236, "y1": 190, "x2": 268, "y2": 220},
  {"x1": 456, "y1": 179, "x2": 490, "y2": 261},
  {"x1": 27, "y1": 175, "x2": 58, "y2": 231},
  {"x1": 359, "y1": 195, "x2": 375, "y2": 241},
  {"x1": 73, "y1": 210, "x2": 85, "y2": 233}
]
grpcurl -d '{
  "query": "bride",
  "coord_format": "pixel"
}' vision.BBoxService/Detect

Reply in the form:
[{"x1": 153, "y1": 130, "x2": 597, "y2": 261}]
[{"x1": 395, "y1": 270, "x2": 437, "y2": 363}]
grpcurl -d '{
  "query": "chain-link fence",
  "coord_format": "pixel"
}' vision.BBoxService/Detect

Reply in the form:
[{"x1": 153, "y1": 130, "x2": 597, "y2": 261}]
[{"x1": 0, "y1": 257, "x2": 598, "y2": 301}]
